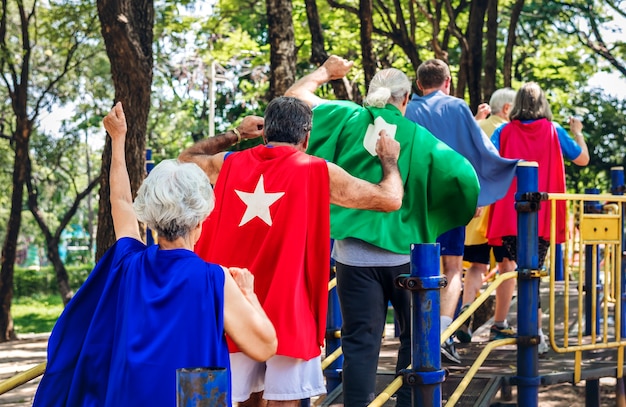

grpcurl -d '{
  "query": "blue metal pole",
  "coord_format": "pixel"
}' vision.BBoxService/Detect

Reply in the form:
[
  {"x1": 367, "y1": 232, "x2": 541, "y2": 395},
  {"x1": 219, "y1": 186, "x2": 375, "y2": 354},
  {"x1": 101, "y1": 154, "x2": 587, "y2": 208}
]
[
  {"x1": 176, "y1": 367, "x2": 228, "y2": 407},
  {"x1": 611, "y1": 167, "x2": 626, "y2": 339},
  {"x1": 554, "y1": 244, "x2": 564, "y2": 281},
  {"x1": 583, "y1": 187, "x2": 602, "y2": 405},
  {"x1": 584, "y1": 188, "x2": 601, "y2": 336},
  {"x1": 405, "y1": 243, "x2": 446, "y2": 407},
  {"x1": 515, "y1": 162, "x2": 540, "y2": 407},
  {"x1": 324, "y1": 252, "x2": 343, "y2": 393},
  {"x1": 145, "y1": 148, "x2": 155, "y2": 246}
]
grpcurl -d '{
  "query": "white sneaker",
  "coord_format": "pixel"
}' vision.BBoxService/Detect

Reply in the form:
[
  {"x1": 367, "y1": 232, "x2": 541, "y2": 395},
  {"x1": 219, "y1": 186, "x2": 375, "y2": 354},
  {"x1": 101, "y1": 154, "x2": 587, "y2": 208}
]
[{"x1": 538, "y1": 335, "x2": 549, "y2": 355}]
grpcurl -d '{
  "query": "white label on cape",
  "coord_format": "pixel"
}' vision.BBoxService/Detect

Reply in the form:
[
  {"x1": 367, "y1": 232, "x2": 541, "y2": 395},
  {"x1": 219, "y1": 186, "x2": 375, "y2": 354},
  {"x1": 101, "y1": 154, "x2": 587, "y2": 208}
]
[{"x1": 363, "y1": 116, "x2": 398, "y2": 156}]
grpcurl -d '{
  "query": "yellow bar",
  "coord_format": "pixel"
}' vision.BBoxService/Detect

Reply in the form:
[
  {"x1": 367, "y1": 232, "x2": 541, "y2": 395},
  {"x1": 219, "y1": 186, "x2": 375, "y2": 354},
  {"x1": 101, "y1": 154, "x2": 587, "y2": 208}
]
[
  {"x1": 442, "y1": 271, "x2": 517, "y2": 342},
  {"x1": 445, "y1": 339, "x2": 516, "y2": 407},
  {"x1": 0, "y1": 362, "x2": 46, "y2": 396},
  {"x1": 321, "y1": 346, "x2": 343, "y2": 370},
  {"x1": 328, "y1": 277, "x2": 336, "y2": 291}
]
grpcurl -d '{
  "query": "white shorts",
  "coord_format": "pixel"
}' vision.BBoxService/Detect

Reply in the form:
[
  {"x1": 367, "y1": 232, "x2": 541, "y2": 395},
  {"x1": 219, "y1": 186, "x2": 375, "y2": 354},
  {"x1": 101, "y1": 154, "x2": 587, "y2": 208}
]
[{"x1": 230, "y1": 353, "x2": 326, "y2": 402}]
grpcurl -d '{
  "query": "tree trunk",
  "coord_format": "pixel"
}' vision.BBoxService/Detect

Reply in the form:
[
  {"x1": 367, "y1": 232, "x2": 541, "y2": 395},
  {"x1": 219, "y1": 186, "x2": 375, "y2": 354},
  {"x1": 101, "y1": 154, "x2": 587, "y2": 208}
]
[
  {"x1": 266, "y1": 0, "x2": 296, "y2": 98},
  {"x1": 0, "y1": 128, "x2": 29, "y2": 342},
  {"x1": 96, "y1": 0, "x2": 154, "y2": 260},
  {"x1": 466, "y1": 0, "x2": 488, "y2": 112},
  {"x1": 304, "y1": 0, "x2": 350, "y2": 100},
  {"x1": 482, "y1": 0, "x2": 498, "y2": 100},
  {"x1": 504, "y1": 0, "x2": 525, "y2": 88},
  {"x1": 0, "y1": 0, "x2": 33, "y2": 342},
  {"x1": 359, "y1": 0, "x2": 376, "y2": 88}
]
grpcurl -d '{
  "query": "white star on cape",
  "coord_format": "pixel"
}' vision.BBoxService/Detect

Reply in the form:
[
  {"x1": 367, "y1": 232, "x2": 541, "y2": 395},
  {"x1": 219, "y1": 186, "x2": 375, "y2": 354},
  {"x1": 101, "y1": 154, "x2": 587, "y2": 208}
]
[{"x1": 235, "y1": 175, "x2": 285, "y2": 227}]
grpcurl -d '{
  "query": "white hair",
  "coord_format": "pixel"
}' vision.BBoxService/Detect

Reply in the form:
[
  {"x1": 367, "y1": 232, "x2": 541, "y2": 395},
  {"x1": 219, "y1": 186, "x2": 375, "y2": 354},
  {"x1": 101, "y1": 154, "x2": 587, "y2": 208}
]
[
  {"x1": 489, "y1": 88, "x2": 517, "y2": 114},
  {"x1": 133, "y1": 159, "x2": 215, "y2": 241},
  {"x1": 363, "y1": 68, "x2": 411, "y2": 108}
]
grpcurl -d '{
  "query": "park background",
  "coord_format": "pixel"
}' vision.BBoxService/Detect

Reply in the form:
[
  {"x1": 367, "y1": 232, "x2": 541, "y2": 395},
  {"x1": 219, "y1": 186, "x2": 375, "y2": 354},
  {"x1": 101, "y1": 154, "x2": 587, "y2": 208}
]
[{"x1": 0, "y1": 0, "x2": 625, "y2": 344}]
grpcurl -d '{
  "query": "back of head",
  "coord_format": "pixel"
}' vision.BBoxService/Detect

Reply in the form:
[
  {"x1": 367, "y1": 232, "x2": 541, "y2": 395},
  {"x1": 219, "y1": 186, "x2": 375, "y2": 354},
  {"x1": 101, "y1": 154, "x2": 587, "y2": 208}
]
[
  {"x1": 264, "y1": 96, "x2": 312, "y2": 145},
  {"x1": 364, "y1": 68, "x2": 411, "y2": 108},
  {"x1": 509, "y1": 82, "x2": 553, "y2": 121},
  {"x1": 133, "y1": 159, "x2": 215, "y2": 241},
  {"x1": 416, "y1": 59, "x2": 450, "y2": 89},
  {"x1": 488, "y1": 88, "x2": 517, "y2": 114}
]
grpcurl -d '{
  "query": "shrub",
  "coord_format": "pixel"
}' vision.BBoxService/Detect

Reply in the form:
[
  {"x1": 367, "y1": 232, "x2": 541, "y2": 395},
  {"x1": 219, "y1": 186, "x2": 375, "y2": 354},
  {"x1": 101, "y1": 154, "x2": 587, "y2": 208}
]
[{"x1": 14, "y1": 264, "x2": 94, "y2": 297}]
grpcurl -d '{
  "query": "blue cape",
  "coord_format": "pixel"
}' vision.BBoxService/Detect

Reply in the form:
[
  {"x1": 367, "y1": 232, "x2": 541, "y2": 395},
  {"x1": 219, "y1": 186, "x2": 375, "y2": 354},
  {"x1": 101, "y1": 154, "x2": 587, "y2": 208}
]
[{"x1": 33, "y1": 238, "x2": 230, "y2": 406}]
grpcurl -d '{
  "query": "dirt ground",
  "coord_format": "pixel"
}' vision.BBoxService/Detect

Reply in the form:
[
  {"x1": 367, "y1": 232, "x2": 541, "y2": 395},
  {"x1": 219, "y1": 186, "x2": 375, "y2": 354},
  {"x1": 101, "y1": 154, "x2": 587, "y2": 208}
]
[{"x1": 0, "y1": 332, "x2": 622, "y2": 406}]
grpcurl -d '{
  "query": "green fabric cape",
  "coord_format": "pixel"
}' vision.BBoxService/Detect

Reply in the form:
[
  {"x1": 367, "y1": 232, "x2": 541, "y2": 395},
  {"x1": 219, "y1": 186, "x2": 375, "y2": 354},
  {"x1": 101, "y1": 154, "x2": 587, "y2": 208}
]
[{"x1": 309, "y1": 101, "x2": 480, "y2": 254}]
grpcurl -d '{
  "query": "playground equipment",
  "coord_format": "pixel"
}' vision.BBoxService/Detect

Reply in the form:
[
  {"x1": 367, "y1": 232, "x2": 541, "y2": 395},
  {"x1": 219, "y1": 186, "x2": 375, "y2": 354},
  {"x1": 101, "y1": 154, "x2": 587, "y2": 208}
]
[{"x1": 4, "y1": 165, "x2": 626, "y2": 406}]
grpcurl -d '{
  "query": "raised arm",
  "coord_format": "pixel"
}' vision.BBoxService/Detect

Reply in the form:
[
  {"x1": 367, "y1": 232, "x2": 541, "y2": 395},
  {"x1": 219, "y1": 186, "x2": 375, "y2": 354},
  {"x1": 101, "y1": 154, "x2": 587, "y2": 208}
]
[
  {"x1": 223, "y1": 267, "x2": 277, "y2": 361},
  {"x1": 103, "y1": 102, "x2": 141, "y2": 241},
  {"x1": 178, "y1": 116, "x2": 264, "y2": 184},
  {"x1": 568, "y1": 116, "x2": 590, "y2": 166},
  {"x1": 328, "y1": 130, "x2": 404, "y2": 211},
  {"x1": 284, "y1": 55, "x2": 354, "y2": 107}
]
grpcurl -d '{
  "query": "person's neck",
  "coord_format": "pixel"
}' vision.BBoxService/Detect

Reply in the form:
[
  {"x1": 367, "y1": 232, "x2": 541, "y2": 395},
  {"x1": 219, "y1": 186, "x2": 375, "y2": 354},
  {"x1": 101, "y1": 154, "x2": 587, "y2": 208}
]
[
  {"x1": 266, "y1": 141, "x2": 304, "y2": 151},
  {"x1": 494, "y1": 112, "x2": 509, "y2": 121},
  {"x1": 158, "y1": 236, "x2": 193, "y2": 251},
  {"x1": 421, "y1": 86, "x2": 446, "y2": 96}
]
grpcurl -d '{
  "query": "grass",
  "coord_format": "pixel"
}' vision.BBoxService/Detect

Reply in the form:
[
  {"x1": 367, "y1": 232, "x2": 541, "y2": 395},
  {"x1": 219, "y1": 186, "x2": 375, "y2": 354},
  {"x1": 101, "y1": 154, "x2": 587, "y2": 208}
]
[{"x1": 12, "y1": 294, "x2": 63, "y2": 335}]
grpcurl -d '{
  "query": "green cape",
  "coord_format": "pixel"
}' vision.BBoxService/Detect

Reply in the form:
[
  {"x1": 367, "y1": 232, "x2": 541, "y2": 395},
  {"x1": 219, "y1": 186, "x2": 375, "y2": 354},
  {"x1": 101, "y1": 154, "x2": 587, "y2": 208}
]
[{"x1": 309, "y1": 101, "x2": 479, "y2": 254}]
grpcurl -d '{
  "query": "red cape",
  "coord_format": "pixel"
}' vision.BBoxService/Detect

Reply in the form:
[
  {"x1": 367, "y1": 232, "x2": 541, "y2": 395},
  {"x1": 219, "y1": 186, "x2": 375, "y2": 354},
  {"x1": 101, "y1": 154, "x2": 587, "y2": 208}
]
[
  {"x1": 195, "y1": 145, "x2": 330, "y2": 360},
  {"x1": 487, "y1": 119, "x2": 566, "y2": 244}
]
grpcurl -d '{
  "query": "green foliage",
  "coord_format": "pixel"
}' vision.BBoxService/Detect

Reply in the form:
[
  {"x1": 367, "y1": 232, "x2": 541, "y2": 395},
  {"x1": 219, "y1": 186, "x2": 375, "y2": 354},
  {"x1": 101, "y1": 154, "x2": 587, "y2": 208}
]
[
  {"x1": 12, "y1": 294, "x2": 64, "y2": 334},
  {"x1": 13, "y1": 264, "x2": 93, "y2": 297}
]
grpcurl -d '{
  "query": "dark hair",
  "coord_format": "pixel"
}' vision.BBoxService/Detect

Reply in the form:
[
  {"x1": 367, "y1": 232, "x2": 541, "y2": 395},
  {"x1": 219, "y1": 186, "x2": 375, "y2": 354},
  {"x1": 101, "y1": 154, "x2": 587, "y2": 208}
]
[
  {"x1": 416, "y1": 59, "x2": 450, "y2": 89},
  {"x1": 264, "y1": 96, "x2": 312, "y2": 145},
  {"x1": 509, "y1": 82, "x2": 553, "y2": 121}
]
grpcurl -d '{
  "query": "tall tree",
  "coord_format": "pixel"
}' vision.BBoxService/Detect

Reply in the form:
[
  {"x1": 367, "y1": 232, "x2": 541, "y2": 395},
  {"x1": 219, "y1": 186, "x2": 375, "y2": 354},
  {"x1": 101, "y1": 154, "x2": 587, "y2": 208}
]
[
  {"x1": 482, "y1": 0, "x2": 498, "y2": 99},
  {"x1": 503, "y1": 0, "x2": 524, "y2": 87},
  {"x1": 96, "y1": 0, "x2": 154, "y2": 260},
  {"x1": 266, "y1": 0, "x2": 296, "y2": 97},
  {"x1": 466, "y1": 0, "x2": 488, "y2": 111},
  {"x1": 0, "y1": 0, "x2": 100, "y2": 341}
]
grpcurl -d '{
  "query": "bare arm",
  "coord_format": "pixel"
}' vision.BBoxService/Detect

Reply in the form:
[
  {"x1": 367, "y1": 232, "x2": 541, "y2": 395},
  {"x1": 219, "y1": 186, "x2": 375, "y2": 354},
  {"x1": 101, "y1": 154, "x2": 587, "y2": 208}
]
[
  {"x1": 223, "y1": 267, "x2": 277, "y2": 361},
  {"x1": 103, "y1": 102, "x2": 141, "y2": 241},
  {"x1": 178, "y1": 116, "x2": 265, "y2": 184},
  {"x1": 284, "y1": 55, "x2": 354, "y2": 107},
  {"x1": 568, "y1": 117, "x2": 590, "y2": 166},
  {"x1": 329, "y1": 130, "x2": 404, "y2": 212}
]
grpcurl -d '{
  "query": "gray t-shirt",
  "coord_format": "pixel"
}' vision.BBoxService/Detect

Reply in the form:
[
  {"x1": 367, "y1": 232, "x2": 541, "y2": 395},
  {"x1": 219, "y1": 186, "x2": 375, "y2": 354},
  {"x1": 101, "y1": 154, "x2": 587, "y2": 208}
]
[{"x1": 332, "y1": 237, "x2": 409, "y2": 267}]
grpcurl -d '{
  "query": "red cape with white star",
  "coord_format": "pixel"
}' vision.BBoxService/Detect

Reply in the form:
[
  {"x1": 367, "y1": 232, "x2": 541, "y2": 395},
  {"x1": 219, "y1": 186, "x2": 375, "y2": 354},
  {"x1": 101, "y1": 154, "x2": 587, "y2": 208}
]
[{"x1": 195, "y1": 144, "x2": 330, "y2": 360}]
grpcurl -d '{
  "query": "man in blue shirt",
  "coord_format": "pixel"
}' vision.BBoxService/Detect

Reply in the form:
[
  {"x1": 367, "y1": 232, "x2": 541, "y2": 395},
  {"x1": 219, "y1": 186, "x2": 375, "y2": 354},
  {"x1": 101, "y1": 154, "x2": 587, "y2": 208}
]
[{"x1": 405, "y1": 59, "x2": 518, "y2": 363}]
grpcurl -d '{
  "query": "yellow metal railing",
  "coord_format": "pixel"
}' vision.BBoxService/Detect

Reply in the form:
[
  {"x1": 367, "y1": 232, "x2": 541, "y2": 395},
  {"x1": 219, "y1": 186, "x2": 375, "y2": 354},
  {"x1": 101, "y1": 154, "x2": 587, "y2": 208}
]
[
  {"x1": 0, "y1": 362, "x2": 46, "y2": 396},
  {"x1": 548, "y1": 193, "x2": 626, "y2": 383}
]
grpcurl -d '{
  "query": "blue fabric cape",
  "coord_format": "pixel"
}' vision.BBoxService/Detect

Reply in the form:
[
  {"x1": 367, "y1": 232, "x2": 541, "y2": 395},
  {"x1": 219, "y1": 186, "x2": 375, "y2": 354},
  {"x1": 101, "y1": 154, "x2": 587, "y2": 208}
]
[
  {"x1": 406, "y1": 91, "x2": 518, "y2": 206},
  {"x1": 33, "y1": 238, "x2": 230, "y2": 407}
]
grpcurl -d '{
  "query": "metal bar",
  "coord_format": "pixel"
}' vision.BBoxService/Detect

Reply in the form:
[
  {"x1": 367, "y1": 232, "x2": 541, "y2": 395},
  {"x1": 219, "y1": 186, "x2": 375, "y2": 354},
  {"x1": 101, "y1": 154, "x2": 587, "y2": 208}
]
[
  {"x1": 515, "y1": 162, "x2": 540, "y2": 407},
  {"x1": 0, "y1": 362, "x2": 46, "y2": 396}
]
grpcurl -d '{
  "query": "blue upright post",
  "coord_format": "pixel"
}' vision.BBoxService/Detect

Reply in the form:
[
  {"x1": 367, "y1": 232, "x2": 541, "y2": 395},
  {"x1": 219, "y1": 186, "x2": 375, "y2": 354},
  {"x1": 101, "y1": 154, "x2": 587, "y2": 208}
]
[
  {"x1": 584, "y1": 187, "x2": 602, "y2": 406},
  {"x1": 145, "y1": 149, "x2": 155, "y2": 246},
  {"x1": 515, "y1": 162, "x2": 540, "y2": 407},
  {"x1": 611, "y1": 167, "x2": 626, "y2": 339},
  {"x1": 324, "y1": 251, "x2": 343, "y2": 393},
  {"x1": 554, "y1": 244, "x2": 564, "y2": 281},
  {"x1": 584, "y1": 188, "x2": 602, "y2": 336},
  {"x1": 397, "y1": 243, "x2": 445, "y2": 407}
]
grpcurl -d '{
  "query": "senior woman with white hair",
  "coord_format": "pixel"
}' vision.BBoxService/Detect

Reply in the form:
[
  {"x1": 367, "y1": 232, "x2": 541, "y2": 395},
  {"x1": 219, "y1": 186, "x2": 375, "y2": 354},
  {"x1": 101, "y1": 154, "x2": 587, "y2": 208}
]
[{"x1": 33, "y1": 102, "x2": 277, "y2": 407}]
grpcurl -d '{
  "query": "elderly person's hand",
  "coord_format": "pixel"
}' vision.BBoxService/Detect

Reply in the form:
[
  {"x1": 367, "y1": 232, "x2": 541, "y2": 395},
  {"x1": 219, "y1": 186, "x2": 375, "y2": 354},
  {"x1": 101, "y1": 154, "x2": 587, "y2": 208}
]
[
  {"x1": 228, "y1": 267, "x2": 256, "y2": 298},
  {"x1": 236, "y1": 116, "x2": 264, "y2": 140},
  {"x1": 375, "y1": 130, "x2": 400, "y2": 163},
  {"x1": 103, "y1": 102, "x2": 127, "y2": 140},
  {"x1": 474, "y1": 103, "x2": 491, "y2": 121},
  {"x1": 569, "y1": 116, "x2": 583, "y2": 136},
  {"x1": 322, "y1": 55, "x2": 354, "y2": 80}
]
